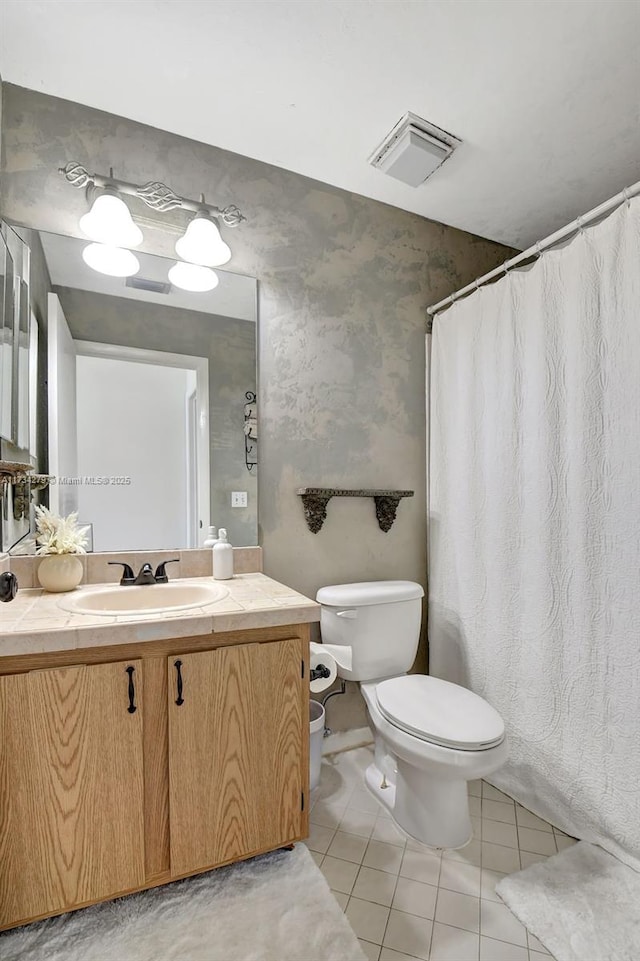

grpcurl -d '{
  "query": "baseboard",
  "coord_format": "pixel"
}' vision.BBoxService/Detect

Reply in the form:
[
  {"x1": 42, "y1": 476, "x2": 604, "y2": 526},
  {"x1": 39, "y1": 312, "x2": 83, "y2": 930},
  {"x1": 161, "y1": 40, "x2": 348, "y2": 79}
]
[{"x1": 322, "y1": 726, "x2": 374, "y2": 757}]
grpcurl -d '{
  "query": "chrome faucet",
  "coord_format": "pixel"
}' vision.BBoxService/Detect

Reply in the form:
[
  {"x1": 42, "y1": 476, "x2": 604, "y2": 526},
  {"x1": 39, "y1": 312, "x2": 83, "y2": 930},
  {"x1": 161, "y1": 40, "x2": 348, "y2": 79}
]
[{"x1": 108, "y1": 559, "x2": 179, "y2": 586}]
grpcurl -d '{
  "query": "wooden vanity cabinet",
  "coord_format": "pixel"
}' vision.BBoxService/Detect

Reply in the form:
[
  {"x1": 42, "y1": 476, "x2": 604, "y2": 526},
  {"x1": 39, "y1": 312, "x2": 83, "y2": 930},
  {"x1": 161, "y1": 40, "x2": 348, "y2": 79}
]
[
  {"x1": 168, "y1": 638, "x2": 305, "y2": 875},
  {"x1": 0, "y1": 625, "x2": 310, "y2": 931},
  {"x1": 0, "y1": 659, "x2": 146, "y2": 928}
]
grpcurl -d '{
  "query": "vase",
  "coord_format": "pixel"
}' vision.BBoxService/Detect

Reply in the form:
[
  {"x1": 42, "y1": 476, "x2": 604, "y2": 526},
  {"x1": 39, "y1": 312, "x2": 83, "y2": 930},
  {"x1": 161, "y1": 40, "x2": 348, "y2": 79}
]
[{"x1": 37, "y1": 554, "x2": 84, "y2": 593}]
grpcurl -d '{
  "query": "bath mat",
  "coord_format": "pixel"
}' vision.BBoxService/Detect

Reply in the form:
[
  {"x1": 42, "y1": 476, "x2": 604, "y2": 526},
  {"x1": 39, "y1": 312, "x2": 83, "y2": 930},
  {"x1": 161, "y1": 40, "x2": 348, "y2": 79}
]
[
  {"x1": 0, "y1": 844, "x2": 366, "y2": 961},
  {"x1": 496, "y1": 841, "x2": 640, "y2": 961}
]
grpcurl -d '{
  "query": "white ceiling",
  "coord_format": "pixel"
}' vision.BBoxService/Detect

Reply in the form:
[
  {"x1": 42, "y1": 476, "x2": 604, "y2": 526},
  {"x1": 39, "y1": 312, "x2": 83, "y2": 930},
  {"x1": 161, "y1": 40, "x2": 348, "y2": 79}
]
[{"x1": 2, "y1": 0, "x2": 639, "y2": 249}]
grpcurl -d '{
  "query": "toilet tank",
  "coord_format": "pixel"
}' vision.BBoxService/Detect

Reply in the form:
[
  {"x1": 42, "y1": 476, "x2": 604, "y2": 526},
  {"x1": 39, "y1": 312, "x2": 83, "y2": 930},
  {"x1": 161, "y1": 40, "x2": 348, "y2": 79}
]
[{"x1": 316, "y1": 581, "x2": 424, "y2": 682}]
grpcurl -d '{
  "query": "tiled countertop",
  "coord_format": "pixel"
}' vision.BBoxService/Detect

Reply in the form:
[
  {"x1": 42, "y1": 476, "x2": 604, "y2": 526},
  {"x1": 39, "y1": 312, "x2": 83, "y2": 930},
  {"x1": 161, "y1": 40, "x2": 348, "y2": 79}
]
[{"x1": 0, "y1": 573, "x2": 320, "y2": 657}]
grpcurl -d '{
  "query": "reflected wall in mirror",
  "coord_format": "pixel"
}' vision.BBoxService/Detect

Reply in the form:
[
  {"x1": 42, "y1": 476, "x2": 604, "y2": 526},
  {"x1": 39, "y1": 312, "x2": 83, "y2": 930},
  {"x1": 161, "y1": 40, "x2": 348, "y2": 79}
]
[
  {"x1": 10, "y1": 230, "x2": 257, "y2": 552},
  {"x1": 0, "y1": 223, "x2": 32, "y2": 449}
]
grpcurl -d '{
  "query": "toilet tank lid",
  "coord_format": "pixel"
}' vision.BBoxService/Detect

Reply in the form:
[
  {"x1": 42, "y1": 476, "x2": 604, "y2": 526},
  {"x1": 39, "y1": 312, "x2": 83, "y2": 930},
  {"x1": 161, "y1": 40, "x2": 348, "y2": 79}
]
[{"x1": 316, "y1": 580, "x2": 424, "y2": 607}]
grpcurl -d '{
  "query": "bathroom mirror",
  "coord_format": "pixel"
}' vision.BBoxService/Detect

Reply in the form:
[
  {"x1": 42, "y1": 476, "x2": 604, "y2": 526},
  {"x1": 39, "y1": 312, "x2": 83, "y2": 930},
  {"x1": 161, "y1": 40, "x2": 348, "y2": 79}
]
[{"x1": 7, "y1": 230, "x2": 257, "y2": 552}]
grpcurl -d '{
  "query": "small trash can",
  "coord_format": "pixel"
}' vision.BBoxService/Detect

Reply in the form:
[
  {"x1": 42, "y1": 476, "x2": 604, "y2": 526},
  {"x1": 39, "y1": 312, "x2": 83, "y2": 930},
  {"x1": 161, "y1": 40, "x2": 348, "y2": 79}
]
[{"x1": 309, "y1": 700, "x2": 325, "y2": 792}]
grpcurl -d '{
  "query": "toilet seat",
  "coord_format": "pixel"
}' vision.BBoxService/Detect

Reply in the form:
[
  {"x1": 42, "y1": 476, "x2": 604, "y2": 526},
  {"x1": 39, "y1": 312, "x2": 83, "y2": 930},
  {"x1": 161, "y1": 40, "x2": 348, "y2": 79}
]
[{"x1": 375, "y1": 675, "x2": 505, "y2": 752}]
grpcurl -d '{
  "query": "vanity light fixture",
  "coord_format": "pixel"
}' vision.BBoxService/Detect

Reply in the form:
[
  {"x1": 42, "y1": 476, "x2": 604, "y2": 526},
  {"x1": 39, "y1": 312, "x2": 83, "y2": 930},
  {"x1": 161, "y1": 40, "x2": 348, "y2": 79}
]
[
  {"x1": 175, "y1": 212, "x2": 232, "y2": 267},
  {"x1": 60, "y1": 162, "x2": 245, "y2": 278},
  {"x1": 82, "y1": 243, "x2": 140, "y2": 278},
  {"x1": 79, "y1": 186, "x2": 143, "y2": 248},
  {"x1": 168, "y1": 261, "x2": 219, "y2": 293}
]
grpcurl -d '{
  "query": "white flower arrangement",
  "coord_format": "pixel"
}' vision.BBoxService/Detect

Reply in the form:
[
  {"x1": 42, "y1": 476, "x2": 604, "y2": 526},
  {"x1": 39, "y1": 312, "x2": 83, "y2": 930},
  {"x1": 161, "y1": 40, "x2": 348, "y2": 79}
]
[{"x1": 34, "y1": 506, "x2": 90, "y2": 555}]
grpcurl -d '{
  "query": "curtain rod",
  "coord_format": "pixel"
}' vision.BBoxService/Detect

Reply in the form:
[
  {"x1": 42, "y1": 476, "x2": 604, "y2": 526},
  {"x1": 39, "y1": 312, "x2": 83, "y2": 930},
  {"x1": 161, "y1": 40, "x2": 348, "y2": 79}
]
[{"x1": 427, "y1": 180, "x2": 640, "y2": 318}]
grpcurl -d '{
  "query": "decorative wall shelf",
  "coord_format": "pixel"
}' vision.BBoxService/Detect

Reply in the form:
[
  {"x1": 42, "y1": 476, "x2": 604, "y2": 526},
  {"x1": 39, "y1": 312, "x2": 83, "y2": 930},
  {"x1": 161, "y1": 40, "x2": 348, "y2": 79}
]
[
  {"x1": 0, "y1": 461, "x2": 34, "y2": 477},
  {"x1": 297, "y1": 488, "x2": 414, "y2": 534}
]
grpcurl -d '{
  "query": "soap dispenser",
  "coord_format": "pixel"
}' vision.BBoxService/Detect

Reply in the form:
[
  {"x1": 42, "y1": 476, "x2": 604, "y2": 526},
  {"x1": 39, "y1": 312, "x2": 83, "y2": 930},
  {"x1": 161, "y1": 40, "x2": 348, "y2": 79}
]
[
  {"x1": 212, "y1": 529, "x2": 234, "y2": 580},
  {"x1": 203, "y1": 525, "x2": 219, "y2": 548}
]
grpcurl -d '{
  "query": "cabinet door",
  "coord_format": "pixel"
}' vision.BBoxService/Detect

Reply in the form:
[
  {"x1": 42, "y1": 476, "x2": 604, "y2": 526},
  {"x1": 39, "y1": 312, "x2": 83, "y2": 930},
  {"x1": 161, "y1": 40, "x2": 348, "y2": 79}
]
[
  {"x1": 0, "y1": 660, "x2": 145, "y2": 927},
  {"x1": 168, "y1": 638, "x2": 305, "y2": 876}
]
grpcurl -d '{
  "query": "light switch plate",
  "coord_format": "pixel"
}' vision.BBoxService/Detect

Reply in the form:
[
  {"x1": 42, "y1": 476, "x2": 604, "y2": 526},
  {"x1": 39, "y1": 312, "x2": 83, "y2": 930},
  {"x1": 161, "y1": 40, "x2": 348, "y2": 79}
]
[{"x1": 231, "y1": 491, "x2": 248, "y2": 508}]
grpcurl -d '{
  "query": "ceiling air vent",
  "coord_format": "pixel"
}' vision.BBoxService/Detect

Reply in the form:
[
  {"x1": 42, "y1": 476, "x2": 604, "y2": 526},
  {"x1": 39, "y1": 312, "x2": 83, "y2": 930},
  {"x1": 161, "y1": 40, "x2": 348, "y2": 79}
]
[
  {"x1": 125, "y1": 276, "x2": 172, "y2": 295},
  {"x1": 368, "y1": 112, "x2": 461, "y2": 187}
]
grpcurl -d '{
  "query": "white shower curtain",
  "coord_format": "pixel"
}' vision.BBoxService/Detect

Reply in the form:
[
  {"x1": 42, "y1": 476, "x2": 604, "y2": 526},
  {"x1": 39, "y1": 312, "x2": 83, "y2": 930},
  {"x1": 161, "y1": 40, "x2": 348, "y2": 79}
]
[{"x1": 429, "y1": 197, "x2": 640, "y2": 869}]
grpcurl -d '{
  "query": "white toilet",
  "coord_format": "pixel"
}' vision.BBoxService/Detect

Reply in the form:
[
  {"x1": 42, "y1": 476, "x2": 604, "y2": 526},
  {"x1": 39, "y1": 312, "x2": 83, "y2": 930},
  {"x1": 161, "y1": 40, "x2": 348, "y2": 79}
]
[{"x1": 316, "y1": 580, "x2": 508, "y2": 849}]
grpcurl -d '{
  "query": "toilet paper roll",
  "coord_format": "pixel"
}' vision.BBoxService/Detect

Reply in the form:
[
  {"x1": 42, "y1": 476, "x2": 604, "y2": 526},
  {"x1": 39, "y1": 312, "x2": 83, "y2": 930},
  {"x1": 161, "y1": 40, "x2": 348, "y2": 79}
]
[
  {"x1": 310, "y1": 641, "x2": 353, "y2": 673},
  {"x1": 309, "y1": 650, "x2": 338, "y2": 694}
]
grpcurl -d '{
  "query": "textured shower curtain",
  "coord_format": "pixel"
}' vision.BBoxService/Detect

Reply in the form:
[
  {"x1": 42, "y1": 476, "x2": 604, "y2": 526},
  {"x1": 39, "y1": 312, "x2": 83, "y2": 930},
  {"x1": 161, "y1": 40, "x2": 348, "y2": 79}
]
[{"x1": 429, "y1": 197, "x2": 640, "y2": 869}]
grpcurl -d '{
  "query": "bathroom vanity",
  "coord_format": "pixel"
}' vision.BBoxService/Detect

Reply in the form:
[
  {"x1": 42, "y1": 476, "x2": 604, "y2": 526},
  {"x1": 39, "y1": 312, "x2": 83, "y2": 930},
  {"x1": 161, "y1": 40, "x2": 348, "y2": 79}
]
[{"x1": 0, "y1": 562, "x2": 319, "y2": 932}]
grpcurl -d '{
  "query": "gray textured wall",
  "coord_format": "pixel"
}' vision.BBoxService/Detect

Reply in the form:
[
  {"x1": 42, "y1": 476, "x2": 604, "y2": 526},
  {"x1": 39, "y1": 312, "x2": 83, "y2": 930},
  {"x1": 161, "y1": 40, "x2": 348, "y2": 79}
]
[
  {"x1": 56, "y1": 287, "x2": 257, "y2": 547},
  {"x1": 0, "y1": 83, "x2": 513, "y2": 728}
]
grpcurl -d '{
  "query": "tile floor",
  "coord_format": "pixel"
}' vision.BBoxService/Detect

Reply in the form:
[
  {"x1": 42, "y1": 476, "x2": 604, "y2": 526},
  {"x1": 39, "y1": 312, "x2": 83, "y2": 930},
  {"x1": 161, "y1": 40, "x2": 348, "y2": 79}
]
[{"x1": 305, "y1": 746, "x2": 577, "y2": 961}]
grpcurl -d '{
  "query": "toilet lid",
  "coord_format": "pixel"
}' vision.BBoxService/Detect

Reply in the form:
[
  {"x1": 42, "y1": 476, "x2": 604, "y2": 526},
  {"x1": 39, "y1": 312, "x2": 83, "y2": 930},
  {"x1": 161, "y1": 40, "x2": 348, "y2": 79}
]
[{"x1": 376, "y1": 675, "x2": 505, "y2": 751}]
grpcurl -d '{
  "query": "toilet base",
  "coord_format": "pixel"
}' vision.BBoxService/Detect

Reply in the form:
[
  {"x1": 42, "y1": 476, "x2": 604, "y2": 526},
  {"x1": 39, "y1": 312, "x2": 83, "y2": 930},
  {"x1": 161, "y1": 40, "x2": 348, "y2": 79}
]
[{"x1": 364, "y1": 760, "x2": 473, "y2": 850}]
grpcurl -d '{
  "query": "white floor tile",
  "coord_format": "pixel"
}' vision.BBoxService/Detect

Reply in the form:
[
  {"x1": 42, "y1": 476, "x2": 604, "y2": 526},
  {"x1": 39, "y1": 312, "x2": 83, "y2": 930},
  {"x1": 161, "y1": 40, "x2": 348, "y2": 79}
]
[
  {"x1": 517, "y1": 827, "x2": 557, "y2": 856},
  {"x1": 430, "y1": 922, "x2": 480, "y2": 961},
  {"x1": 332, "y1": 890, "x2": 349, "y2": 910},
  {"x1": 326, "y1": 830, "x2": 369, "y2": 863},
  {"x1": 528, "y1": 931, "x2": 552, "y2": 955},
  {"x1": 482, "y1": 818, "x2": 519, "y2": 848},
  {"x1": 392, "y1": 876, "x2": 438, "y2": 919},
  {"x1": 353, "y1": 866, "x2": 398, "y2": 907},
  {"x1": 405, "y1": 836, "x2": 445, "y2": 856},
  {"x1": 482, "y1": 783, "x2": 514, "y2": 804},
  {"x1": 480, "y1": 935, "x2": 528, "y2": 961},
  {"x1": 468, "y1": 795, "x2": 482, "y2": 817},
  {"x1": 519, "y1": 850, "x2": 549, "y2": 869},
  {"x1": 379, "y1": 948, "x2": 422, "y2": 961},
  {"x1": 310, "y1": 798, "x2": 348, "y2": 829},
  {"x1": 400, "y1": 848, "x2": 441, "y2": 886},
  {"x1": 364, "y1": 840, "x2": 405, "y2": 874},
  {"x1": 359, "y1": 938, "x2": 382, "y2": 961},
  {"x1": 554, "y1": 833, "x2": 577, "y2": 851},
  {"x1": 443, "y1": 839, "x2": 482, "y2": 867},
  {"x1": 316, "y1": 747, "x2": 572, "y2": 961},
  {"x1": 483, "y1": 798, "x2": 517, "y2": 824},
  {"x1": 383, "y1": 908, "x2": 433, "y2": 960},
  {"x1": 480, "y1": 900, "x2": 528, "y2": 946},
  {"x1": 515, "y1": 804, "x2": 553, "y2": 832},
  {"x1": 350, "y1": 786, "x2": 384, "y2": 814},
  {"x1": 320, "y1": 855, "x2": 359, "y2": 893},
  {"x1": 439, "y1": 859, "x2": 481, "y2": 897},
  {"x1": 481, "y1": 841, "x2": 521, "y2": 873},
  {"x1": 346, "y1": 896, "x2": 391, "y2": 944},
  {"x1": 306, "y1": 822, "x2": 336, "y2": 854},
  {"x1": 481, "y1": 867, "x2": 507, "y2": 902},
  {"x1": 340, "y1": 808, "x2": 377, "y2": 838},
  {"x1": 372, "y1": 816, "x2": 408, "y2": 847},
  {"x1": 435, "y1": 888, "x2": 480, "y2": 933}
]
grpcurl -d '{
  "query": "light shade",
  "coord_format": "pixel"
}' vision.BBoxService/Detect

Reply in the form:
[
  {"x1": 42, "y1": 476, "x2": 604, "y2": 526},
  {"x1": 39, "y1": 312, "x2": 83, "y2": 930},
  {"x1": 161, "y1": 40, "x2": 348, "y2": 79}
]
[
  {"x1": 175, "y1": 214, "x2": 231, "y2": 267},
  {"x1": 168, "y1": 262, "x2": 219, "y2": 292},
  {"x1": 82, "y1": 243, "x2": 140, "y2": 278},
  {"x1": 79, "y1": 191, "x2": 143, "y2": 247}
]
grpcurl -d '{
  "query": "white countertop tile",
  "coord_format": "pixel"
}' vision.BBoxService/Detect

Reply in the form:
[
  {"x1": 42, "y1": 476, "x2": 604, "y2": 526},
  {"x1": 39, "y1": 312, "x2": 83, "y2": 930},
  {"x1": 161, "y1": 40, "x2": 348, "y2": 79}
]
[{"x1": 0, "y1": 573, "x2": 319, "y2": 656}]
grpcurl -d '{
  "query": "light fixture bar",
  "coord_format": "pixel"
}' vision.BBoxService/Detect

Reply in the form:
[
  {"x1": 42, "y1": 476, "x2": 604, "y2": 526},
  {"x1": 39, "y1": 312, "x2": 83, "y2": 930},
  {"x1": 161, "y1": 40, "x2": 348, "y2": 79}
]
[{"x1": 59, "y1": 162, "x2": 246, "y2": 227}]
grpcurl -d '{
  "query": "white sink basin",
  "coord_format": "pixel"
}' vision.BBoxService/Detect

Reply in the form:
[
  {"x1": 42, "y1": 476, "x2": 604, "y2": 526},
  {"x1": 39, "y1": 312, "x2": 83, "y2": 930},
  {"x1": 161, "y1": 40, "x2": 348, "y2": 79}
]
[{"x1": 59, "y1": 582, "x2": 229, "y2": 616}]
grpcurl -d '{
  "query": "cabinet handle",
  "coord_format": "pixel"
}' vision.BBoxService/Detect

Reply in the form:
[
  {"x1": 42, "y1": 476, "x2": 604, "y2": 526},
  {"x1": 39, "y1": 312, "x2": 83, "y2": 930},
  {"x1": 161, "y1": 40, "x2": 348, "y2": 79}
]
[
  {"x1": 174, "y1": 659, "x2": 184, "y2": 706},
  {"x1": 125, "y1": 665, "x2": 137, "y2": 714}
]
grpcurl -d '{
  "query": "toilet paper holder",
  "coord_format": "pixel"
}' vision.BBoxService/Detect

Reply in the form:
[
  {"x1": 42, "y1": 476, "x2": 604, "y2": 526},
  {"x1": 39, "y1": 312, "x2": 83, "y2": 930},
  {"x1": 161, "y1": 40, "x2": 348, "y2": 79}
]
[{"x1": 309, "y1": 662, "x2": 332, "y2": 683}]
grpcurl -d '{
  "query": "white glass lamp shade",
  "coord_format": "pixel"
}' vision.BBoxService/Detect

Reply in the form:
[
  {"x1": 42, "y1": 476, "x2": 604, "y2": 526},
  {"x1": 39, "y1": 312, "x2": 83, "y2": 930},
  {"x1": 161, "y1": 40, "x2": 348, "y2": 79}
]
[
  {"x1": 79, "y1": 192, "x2": 143, "y2": 248},
  {"x1": 168, "y1": 262, "x2": 219, "y2": 292},
  {"x1": 82, "y1": 243, "x2": 140, "y2": 278},
  {"x1": 175, "y1": 214, "x2": 231, "y2": 267}
]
